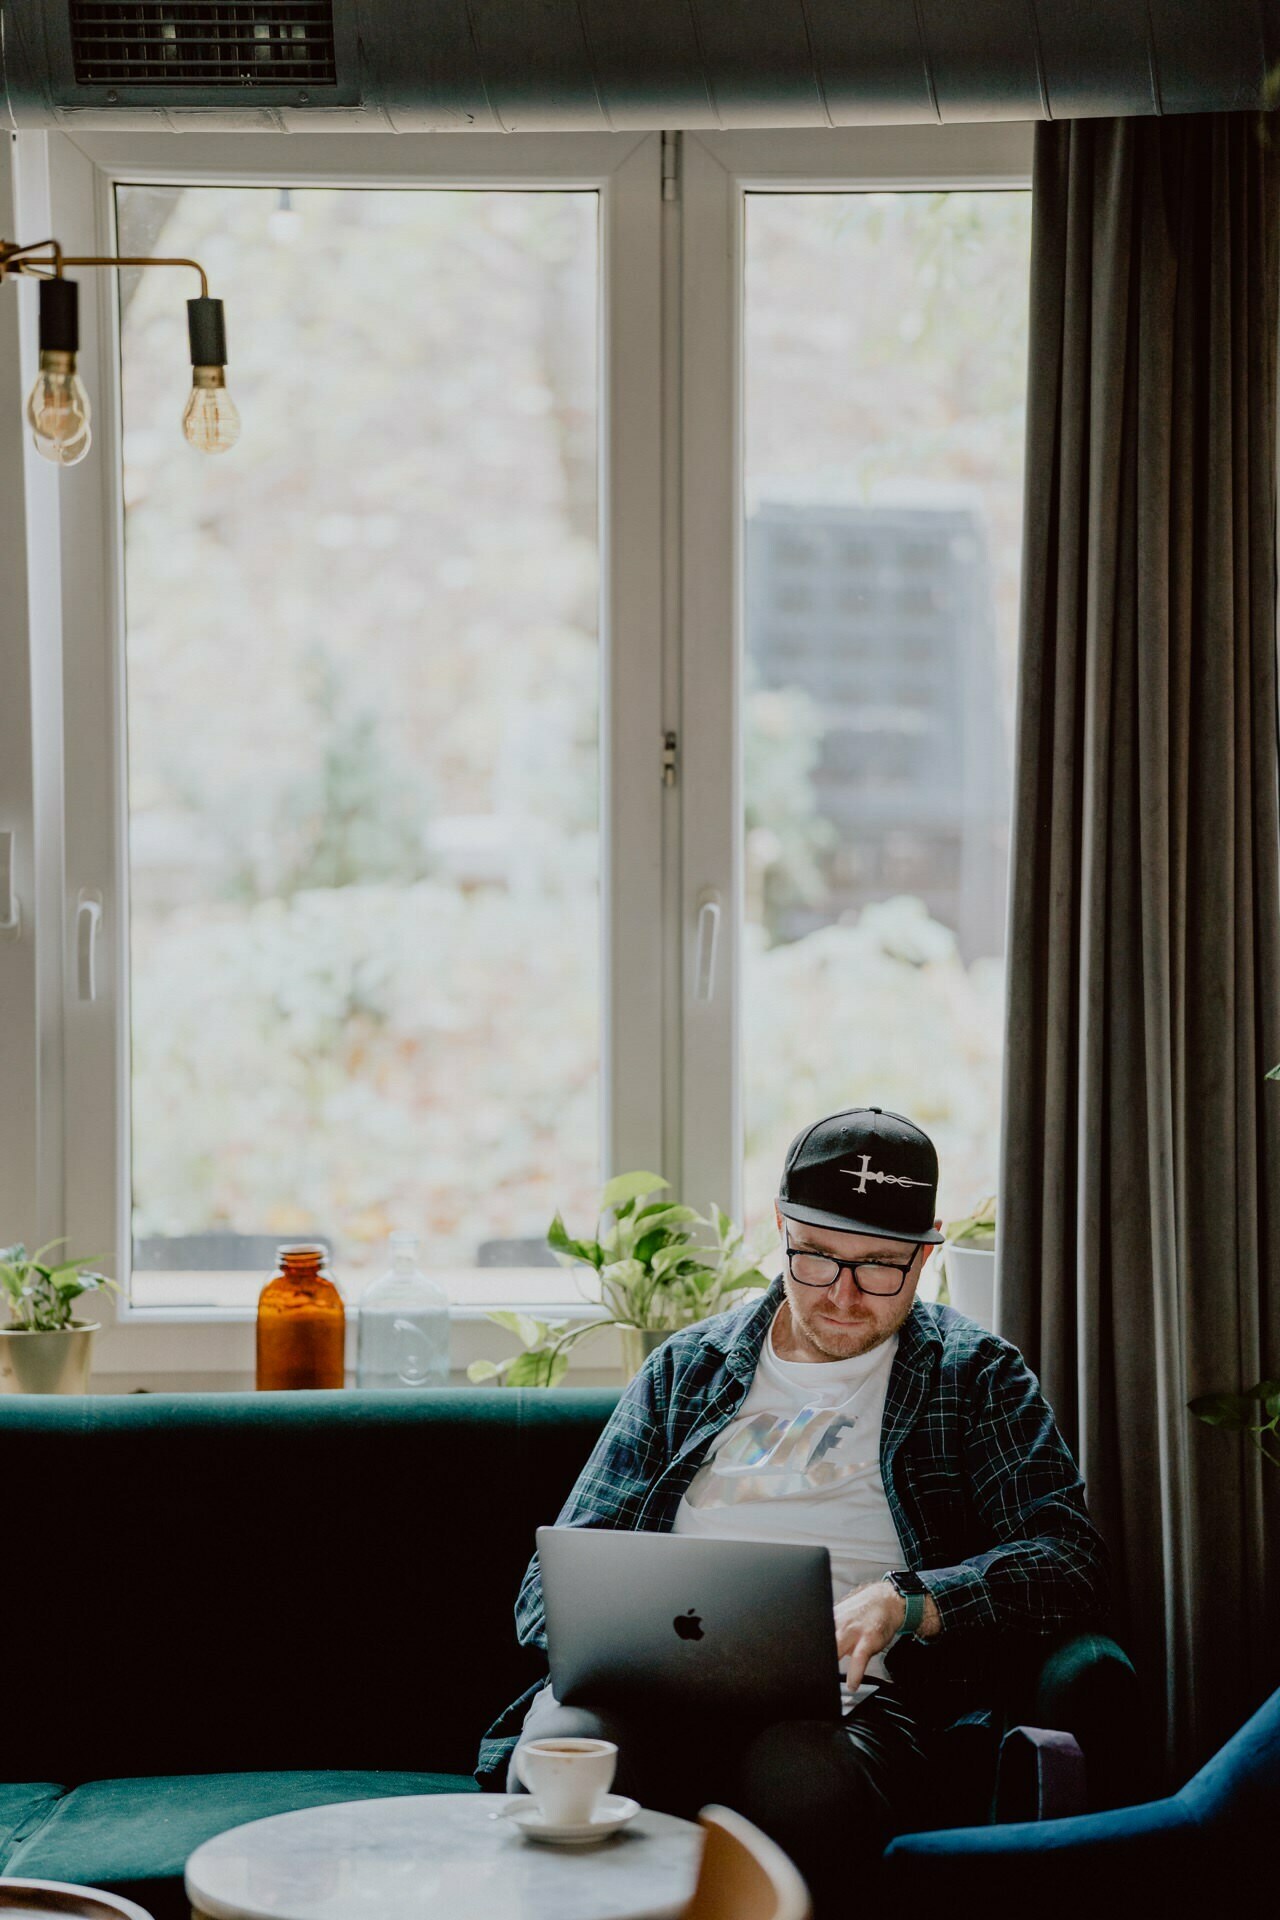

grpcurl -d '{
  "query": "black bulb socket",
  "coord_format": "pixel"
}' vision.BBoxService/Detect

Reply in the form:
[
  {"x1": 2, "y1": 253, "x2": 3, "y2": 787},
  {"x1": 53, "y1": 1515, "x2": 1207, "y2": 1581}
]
[
  {"x1": 38, "y1": 275, "x2": 79, "y2": 353},
  {"x1": 187, "y1": 296, "x2": 228, "y2": 368}
]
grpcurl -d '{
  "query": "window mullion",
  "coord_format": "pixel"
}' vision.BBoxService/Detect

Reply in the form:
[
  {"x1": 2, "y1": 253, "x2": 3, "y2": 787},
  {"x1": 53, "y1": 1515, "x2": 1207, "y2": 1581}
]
[
  {"x1": 601, "y1": 135, "x2": 667, "y2": 1188},
  {"x1": 676, "y1": 139, "x2": 743, "y2": 1222}
]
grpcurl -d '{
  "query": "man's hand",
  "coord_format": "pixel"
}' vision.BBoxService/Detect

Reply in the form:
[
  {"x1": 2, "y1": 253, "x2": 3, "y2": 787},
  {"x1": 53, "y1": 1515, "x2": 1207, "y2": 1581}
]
[{"x1": 834, "y1": 1582, "x2": 942, "y2": 1690}]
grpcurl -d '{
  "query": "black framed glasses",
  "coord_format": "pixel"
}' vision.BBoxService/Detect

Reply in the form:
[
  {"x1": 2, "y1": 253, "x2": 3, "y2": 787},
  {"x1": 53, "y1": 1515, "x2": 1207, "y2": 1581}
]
[{"x1": 783, "y1": 1236, "x2": 917, "y2": 1297}]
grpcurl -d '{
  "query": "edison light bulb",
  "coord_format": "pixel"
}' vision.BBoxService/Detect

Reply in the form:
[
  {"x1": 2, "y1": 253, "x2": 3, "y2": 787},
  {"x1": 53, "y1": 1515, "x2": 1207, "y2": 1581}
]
[
  {"x1": 182, "y1": 368, "x2": 241, "y2": 453},
  {"x1": 26, "y1": 353, "x2": 92, "y2": 466}
]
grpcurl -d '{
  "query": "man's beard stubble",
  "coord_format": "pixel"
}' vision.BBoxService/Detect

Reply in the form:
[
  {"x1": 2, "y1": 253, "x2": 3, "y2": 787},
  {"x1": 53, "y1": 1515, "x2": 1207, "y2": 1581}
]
[{"x1": 782, "y1": 1280, "x2": 913, "y2": 1361}]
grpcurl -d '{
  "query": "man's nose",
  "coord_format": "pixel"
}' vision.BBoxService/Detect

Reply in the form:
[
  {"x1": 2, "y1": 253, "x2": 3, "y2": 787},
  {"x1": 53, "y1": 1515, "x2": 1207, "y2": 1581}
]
[{"x1": 826, "y1": 1269, "x2": 863, "y2": 1311}]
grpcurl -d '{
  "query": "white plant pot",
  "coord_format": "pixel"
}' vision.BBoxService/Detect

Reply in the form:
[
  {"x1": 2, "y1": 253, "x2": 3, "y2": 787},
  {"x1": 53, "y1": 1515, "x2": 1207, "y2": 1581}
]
[
  {"x1": 0, "y1": 1321, "x2": 98, "y2": 1394},
  {"x1": 942, "y1": 1245, "x2": 996, "y2": 1330}
]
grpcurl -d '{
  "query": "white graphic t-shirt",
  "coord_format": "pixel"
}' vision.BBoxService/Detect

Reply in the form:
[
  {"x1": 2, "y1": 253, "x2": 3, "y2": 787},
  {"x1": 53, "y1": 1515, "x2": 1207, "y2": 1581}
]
[{"x1": 672, "y1": 1310, "x2": 903, "y2": 1707}]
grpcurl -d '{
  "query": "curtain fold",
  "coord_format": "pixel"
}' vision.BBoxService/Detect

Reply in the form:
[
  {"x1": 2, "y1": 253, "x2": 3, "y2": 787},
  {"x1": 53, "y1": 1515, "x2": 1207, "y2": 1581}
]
[{"x1": 998, "y1": 112, "x2": 1280, "y2": 1779}]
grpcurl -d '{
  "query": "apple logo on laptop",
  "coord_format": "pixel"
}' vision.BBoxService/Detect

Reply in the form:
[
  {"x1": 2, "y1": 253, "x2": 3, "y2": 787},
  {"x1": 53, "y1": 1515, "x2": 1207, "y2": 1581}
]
[{"x1": 674, "y1": 1608, "x2": 704, "y2": 1642}]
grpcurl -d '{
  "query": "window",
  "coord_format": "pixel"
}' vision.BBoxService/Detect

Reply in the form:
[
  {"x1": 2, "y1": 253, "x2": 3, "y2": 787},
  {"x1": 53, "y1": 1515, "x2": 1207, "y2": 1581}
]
[
  {"x1": 2, "y1": 125, "x2": 1031, "y2": 1369},
  {"x1": 116, "y1": 185, "x2": 603, "y2": 1303},
  {"x1": 740, "y1": 189, "x2": 1030, "y2": 1232}
]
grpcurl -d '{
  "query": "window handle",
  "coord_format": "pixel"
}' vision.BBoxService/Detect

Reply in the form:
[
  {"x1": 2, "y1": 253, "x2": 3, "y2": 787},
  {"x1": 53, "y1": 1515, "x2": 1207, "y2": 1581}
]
[
  {"x1": 695, "y1": 892, "x2": 722, "y2": 1003},
  {"x1": 76, "y1": 891, "x2": 103, "y2": 1002},
  {"x1": 0, "y1": 831, "x2": 18, "y2": 940}
]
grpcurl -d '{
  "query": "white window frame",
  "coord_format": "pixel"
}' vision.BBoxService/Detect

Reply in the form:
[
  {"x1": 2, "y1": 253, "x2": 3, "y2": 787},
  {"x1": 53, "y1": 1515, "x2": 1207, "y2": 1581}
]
[
  {"x1": 673, "y1": 124, "x2": 1034, "y2": 1223},
  {"x1": 1, "y1": 121, "x2": 1033, "y2": 1384},
  {"x1": 5, "y1": 129, "x2": 666, "y2": 1381}
]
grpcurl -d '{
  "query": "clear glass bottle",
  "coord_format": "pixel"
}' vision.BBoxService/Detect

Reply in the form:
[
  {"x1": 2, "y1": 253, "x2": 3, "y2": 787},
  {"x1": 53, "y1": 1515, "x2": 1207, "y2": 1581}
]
[
  {"x1": 256, "y1": 1242, "x2": 346, "y2": 1391},
  {"x1": 356, "y1": 1232, "x2": 450, "y2": 1389}
]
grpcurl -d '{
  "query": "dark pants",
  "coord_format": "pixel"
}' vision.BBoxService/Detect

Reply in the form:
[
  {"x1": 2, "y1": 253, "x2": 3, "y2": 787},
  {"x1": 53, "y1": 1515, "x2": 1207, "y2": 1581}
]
[{"x1": 510, "y1": 1683, "x2": 933, "y2": 1919}]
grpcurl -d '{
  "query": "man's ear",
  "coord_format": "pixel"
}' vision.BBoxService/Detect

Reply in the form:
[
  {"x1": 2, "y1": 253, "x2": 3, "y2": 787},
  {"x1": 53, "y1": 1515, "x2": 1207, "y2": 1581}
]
[
  {"x1": 917, "y1": 1232, "x2": 942, "y2": 1274},
  {"x1": 775, "y1": 1203, "x2": 783, "y2": 1232}
]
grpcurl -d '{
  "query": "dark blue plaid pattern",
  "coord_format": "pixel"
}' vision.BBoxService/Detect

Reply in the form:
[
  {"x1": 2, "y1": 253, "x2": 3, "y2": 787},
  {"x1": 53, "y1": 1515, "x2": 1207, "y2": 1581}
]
[{"x1": 475, "y1": 1282, "x2": 1109, "y2": 1787}]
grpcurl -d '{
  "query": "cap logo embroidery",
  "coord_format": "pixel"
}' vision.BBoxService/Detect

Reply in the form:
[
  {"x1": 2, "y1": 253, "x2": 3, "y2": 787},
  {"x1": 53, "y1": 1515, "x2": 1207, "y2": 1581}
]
[{"x1": 841, "y1": 1154, "x2": 930, "y2": 1196}]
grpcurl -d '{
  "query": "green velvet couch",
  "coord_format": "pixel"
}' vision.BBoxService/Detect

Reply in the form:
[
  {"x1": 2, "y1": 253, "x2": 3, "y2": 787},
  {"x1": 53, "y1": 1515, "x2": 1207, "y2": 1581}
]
[
  {"x1": 1, "y1": 1389, "x2": 1140, "y2": 1920},
  {"x1": 0, "y1": 1389, "x2": 616, "y2": 1920}
]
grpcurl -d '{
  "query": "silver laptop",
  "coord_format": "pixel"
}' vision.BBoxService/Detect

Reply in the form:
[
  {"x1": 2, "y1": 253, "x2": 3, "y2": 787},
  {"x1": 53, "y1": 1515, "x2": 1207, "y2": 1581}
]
[{"x1": 537, "y1": 1526, "x2": 843, "y2": 1722}]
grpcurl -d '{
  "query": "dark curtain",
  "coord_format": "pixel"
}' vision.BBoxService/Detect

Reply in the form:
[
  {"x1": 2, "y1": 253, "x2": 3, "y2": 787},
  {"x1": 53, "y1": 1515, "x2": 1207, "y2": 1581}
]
[{"x1": 997, "y1": 113, "x2": 1280, "y2": 1781}]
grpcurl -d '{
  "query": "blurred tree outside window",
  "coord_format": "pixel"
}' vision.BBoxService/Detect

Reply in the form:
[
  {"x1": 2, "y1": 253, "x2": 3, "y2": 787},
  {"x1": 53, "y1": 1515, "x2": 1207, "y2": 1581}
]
[
  {"x1": 117, "y1": 187, "x2": 601, "y2": 1293},
  {"x1": 742, "y1": 191, "x2": 1032, "y2": 1233}
]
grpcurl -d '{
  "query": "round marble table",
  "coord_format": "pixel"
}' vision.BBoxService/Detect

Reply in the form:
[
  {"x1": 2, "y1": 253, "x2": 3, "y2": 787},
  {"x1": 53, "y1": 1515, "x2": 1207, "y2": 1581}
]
[{"x1": 185, "y1": 1793, "x2": 704, "y2": 1920}]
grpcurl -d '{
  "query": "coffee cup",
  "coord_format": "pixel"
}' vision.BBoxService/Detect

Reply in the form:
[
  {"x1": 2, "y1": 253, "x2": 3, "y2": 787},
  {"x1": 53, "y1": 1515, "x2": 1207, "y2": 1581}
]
[{"x1": 513, "y1": 1736, "x2": 618, "y2": 1826}]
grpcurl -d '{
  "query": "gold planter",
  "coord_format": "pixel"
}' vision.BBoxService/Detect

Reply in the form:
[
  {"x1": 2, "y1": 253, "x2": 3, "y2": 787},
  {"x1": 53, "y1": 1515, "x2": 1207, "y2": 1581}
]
[
  {"x1": 0, "y1": 1320, "x2": 98, "y2": 1393},
  {"x1": 618, "y1": 1325, "x2": 669, "y2": 1382}
]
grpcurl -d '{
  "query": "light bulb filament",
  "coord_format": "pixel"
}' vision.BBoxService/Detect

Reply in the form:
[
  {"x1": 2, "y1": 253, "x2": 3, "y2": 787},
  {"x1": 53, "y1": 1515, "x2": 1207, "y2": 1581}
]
[{"x1": 182, "y1": 364, "x2": 241, "y2": 454}]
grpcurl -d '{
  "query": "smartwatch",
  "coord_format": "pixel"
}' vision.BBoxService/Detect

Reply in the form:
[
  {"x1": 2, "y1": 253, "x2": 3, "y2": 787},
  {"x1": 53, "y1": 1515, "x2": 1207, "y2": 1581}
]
[{"x1": 882, "y1": 1569, "x2": 928, "y2": 1640}]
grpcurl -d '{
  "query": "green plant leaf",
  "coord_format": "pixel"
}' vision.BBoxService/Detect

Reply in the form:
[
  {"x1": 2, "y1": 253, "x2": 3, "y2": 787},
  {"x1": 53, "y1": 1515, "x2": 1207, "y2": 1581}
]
[
  {"x1": 51, "y1": 1270, "x2": 114, "y2": 1299},
  {"x1": 46, "y1": 1258, "x2": 108, "y2": 1282},
  {"x1": 633, "y1": 1200, "x2": 688, "y2": 1225},
  {"x1": 486, "y1": 1309, "x2": 545, "y2": 1349},
  {"x1": 648, "y1": 1242, "x2": 698, "y2": 1279},
  {"x1": 631, "y1": 1205, "x2": 699, "y2": 1236},
  {"x1": 546, "y1": 1211, "x2": 570, "y2": 1247},
  {"x1": 25, "y1": 1237, "x2": 71, "y2": 1269},
  {"x1": 678, "y1": 1265, "x2": 718, "y2": 1294},
  {"x1": 1266, "y1": 1063, "x2": 1280, "y2": 1080},
  {"x1": 632, "y1": 1232, "x2": 668, "y2": 1266},
  {"x1": 546, "y1": 1213, "x2": 602, "y2": 1268},
  {"x1": 942, "y1": 1196, "x2": 997, "y2": 1247},
  {"x1": 505, "y1": 1347, "x2": 569, "y2": 1388},
  {"x1": 1188, "y1": 1391, "x2": 1253, "y2": 1430},
  {"x1": 600, "y1": 1171, "x2": 668, "y2": 1214},
  {"x1": 466, "y1": 1358, "x2": 503, "y2": 1382},
  {"x1": 1245, "y1": 1378, "x2": 1280, "y2": 1404},
  {"x1": 717, "y1": 1265, "x2": 769, "y2": 1296}
]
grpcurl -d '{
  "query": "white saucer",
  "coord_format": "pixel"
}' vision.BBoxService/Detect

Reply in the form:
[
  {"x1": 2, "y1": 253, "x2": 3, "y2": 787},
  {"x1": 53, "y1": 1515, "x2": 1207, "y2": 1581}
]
[{"x1": 505, "y1": 1794, "x2": 641, "y2": 1845}]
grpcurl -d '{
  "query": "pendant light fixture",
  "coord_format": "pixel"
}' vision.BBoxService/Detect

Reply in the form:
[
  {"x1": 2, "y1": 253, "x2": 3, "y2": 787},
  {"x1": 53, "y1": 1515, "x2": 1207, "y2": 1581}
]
[{"x1": 0, "y1": 235, "x2": 239, "y2": 466}]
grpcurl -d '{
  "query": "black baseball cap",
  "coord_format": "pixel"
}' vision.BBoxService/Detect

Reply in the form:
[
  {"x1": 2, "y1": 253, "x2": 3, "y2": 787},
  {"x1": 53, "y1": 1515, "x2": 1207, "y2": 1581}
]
[{"x1": 777, "y1": 1107, "x2": 943, "y2": 1245}]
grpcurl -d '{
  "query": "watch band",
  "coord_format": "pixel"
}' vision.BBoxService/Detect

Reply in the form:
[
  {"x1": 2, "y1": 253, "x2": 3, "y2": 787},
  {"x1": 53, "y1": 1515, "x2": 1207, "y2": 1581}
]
[{"x1": 883, "y1": 1571, "x2": 928, "y2": 1638}]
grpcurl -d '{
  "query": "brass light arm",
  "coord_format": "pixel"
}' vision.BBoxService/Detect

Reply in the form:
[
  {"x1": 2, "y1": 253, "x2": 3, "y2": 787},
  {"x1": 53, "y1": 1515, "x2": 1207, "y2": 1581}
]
[
  {"x1": 5, "y1": 235, "x2": 236, "y2": 463},
  {"x1": 0, "y1": 238, "x2": 209, "y2": 298},
  {"x1": 0, "y1": 235, "x2": 64, "y2": 280}
]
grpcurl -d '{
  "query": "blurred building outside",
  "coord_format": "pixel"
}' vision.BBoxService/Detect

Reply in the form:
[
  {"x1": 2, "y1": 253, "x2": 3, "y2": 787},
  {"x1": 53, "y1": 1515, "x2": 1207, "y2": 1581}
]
[{"x1": 747, "y1": 500, "x2": 1009, "y2": 964}]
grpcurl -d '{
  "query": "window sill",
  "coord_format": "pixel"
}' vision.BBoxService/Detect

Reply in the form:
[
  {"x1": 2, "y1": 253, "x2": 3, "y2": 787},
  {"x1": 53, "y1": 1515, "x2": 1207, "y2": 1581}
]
[
  {"x1": 128, "y1": 1266, "x2": 595, "y2": 1316},
  {"x1": 88, "y1": 1289, "x2": 623, "y2": 1391}
]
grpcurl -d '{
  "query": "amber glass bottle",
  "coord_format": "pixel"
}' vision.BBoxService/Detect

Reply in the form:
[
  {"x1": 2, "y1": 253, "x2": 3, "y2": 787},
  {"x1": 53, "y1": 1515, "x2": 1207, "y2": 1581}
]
[{"x1": 256, "y1": 1243, "x2": 346, "y2": 1390}]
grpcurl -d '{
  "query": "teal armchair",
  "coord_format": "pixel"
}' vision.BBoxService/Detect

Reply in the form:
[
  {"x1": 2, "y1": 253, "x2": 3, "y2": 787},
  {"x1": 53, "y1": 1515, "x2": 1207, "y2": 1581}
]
[{"x1": 882, "y1": 1684, "x2": 1278, "y2": 1909}]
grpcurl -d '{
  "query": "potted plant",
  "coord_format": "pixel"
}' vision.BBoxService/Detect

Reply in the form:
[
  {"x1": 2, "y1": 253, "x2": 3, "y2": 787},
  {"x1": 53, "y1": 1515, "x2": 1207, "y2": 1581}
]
[
  {"x1": 0, "y1": 1242, "x2": 116, "y2": 1394},
  {"x1": 940, "y1": 1196, "x2": 996, "y2": 1327},
  {"x1": 467, "y1": 1171, "x2": 773, "y2": 1387}
]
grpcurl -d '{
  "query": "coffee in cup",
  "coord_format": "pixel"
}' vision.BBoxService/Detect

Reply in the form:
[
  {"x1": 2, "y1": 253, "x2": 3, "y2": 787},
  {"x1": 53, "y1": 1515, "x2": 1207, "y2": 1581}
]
[{"x1": 513, "y1": 1736, "x2": 617, "y2": 1825}]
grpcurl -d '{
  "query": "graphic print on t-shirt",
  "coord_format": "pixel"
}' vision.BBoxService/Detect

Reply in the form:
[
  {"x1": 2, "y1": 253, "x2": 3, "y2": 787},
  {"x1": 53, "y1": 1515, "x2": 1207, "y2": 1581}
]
[{"x1": 684, "y1": 1403, "x2": 875, "y2": 1508}]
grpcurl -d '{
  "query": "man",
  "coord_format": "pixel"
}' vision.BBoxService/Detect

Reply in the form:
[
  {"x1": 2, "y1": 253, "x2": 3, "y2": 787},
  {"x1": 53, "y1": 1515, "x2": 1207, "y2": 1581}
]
[{"x1": 477, "y1": 1107, "x2": 1108, "y2": 1911}]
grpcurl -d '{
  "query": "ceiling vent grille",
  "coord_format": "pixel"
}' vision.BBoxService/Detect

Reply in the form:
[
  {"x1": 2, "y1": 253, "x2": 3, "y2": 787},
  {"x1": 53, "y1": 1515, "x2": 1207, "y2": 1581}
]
[{"x1": 69, "y1": 2, "x2": 337, "y2": 87}]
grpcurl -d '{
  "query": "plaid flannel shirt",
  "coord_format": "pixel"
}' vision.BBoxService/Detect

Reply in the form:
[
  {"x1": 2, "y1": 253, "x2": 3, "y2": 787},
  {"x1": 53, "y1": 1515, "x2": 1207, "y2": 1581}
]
[{"x1": 475, "y1": 1281, "x2": 1109, "y2": 1787}]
